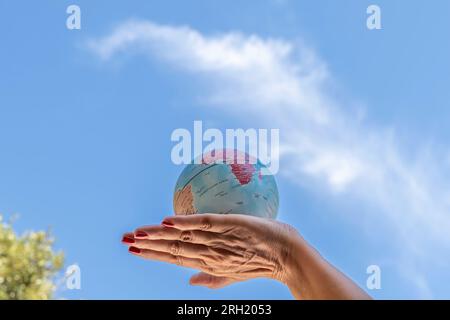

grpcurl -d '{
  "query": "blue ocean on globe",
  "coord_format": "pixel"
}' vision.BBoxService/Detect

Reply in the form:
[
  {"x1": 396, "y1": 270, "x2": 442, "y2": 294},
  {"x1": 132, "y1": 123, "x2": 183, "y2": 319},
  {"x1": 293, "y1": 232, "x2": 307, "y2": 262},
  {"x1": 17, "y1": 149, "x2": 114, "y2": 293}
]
[{"x1": 173, "y1": 149, "x2": 279, "y2": 219}]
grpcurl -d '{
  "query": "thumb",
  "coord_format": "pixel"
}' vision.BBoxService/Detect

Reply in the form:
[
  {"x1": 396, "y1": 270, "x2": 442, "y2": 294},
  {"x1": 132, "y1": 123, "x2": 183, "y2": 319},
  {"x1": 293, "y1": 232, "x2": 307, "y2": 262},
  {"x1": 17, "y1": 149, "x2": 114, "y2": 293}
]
[{"x1": 189, "y1": 272, "x2": 238, "y2": 289}]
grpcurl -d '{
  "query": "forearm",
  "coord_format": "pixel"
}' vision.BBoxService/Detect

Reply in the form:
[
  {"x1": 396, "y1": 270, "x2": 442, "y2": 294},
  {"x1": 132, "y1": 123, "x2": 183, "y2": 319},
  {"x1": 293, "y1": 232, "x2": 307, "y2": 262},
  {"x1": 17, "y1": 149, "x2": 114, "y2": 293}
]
[{"x1": 282, "y1": 234, "x2": 371, "y2": 300}]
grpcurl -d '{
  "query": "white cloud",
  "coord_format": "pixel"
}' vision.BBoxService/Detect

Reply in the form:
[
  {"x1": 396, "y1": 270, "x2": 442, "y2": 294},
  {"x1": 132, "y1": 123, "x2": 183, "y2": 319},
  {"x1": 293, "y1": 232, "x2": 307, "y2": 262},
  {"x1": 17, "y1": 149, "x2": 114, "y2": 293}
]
[{"x1": 87, "y1": 20, "x2": 450, "y2": 296}]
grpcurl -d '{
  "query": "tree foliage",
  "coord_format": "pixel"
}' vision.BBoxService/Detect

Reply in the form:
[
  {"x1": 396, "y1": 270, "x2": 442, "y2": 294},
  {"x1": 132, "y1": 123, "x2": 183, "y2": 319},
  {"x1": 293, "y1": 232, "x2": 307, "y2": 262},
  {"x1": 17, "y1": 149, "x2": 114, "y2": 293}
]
[{"x1": 0, "y1": 215, "x2": 64, "y2": 300}]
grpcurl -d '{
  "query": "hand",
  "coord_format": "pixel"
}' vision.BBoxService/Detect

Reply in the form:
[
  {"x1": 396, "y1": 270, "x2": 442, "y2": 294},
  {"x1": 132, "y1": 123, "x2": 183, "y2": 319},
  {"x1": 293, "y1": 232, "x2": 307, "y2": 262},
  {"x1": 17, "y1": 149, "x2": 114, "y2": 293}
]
[
  {"x1": 122, "y1": 214, "x2": 299, "y2": 289},
  {"x1": 122, "y1": 213, "x2": 371, "y2": 299}
]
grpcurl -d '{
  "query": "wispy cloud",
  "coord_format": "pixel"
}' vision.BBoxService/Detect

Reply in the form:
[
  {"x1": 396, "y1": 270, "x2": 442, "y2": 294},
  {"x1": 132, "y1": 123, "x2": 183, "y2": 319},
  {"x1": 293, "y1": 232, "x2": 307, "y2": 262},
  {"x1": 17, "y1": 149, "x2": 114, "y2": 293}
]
[{"x1": 87, "y1": 20, "x2": 450, "y2": 297}]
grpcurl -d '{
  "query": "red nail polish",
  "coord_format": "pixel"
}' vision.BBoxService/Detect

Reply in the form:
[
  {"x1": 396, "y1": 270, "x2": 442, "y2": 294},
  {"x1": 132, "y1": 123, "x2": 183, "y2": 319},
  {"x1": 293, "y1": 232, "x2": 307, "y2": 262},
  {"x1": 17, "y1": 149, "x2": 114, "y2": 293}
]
[
  {"x1": 129, "y1": 246, "x2": 141, "y2": 254},
  {"x1": 122, "y1": 236, "x2": 135, "y2": 244},
  {"x1": 135, "y1": 231, "x2": 147, "y2": 238},
  {"x1": 162, "y1": 220, "x2": 174, "y2": 227}
]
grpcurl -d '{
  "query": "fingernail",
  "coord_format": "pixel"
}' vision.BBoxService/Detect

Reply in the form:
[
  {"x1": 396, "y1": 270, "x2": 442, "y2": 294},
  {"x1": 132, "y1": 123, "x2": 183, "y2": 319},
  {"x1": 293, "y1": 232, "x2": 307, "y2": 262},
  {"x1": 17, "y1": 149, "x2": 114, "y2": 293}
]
[
  {"x1": 121, "y1": 236, "x2": 135, "y2": 244},
  {"x1": 162, "y1": 220, "x2": 174, "y2": 227},
  {"x1": 129, "y1": 246, "x2": 141, "y2": 254},
  {"x1": 135, "y1": 231, "x2": 147, "y2": 238}
]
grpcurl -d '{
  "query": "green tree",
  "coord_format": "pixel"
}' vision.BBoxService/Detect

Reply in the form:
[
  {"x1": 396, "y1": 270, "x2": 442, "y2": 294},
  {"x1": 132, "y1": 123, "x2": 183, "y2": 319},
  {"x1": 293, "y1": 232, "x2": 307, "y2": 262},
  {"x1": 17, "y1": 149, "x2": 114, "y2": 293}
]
[{"x1": 0, "y1": 215, "x2": 64, "y2": 300}]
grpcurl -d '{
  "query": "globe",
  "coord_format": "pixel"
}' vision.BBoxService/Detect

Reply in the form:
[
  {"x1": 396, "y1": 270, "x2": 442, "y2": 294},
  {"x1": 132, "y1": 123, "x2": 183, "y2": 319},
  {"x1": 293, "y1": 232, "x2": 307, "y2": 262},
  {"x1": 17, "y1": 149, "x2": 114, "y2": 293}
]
[{"x1": 173, "y1": 149, "x2": 279, "y2": 219}]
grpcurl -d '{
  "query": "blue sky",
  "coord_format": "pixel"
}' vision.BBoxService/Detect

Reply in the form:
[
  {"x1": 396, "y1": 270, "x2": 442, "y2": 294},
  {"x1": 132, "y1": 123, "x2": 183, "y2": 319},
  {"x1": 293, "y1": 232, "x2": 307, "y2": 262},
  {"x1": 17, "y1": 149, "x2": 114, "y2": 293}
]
[{"x1": 1, "y1": 0, "x2": 450, "y2": 299}]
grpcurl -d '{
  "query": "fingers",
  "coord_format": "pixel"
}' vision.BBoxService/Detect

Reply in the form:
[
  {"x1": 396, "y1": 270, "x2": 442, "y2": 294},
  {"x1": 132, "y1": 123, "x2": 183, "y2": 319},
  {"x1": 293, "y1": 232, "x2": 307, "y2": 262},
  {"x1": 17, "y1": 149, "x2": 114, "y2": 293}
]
[
  {"x1": 121, "y1": 232, "x2": 135, "y2": 244},
  {"x1": 131, "y1": 239, "x2": 210, "y2": 260},
  {"x1": 161, "y1": 213, "x2": 252, "y2": 233},
  {"x1": 121, "y1": 214, "x2": 282, "y2": 286},
  {"x1": 189, "y1": 272, "x2": 238, "y2": 289},
  {"x1": 122, "y1": 228, "x2": 239, "y2": 263},
  {"x1": 128, "y1": 246, "x2": 206, "y2": 270},
  {"x1": 133, "y1": 225, "x2": 219, "y2": 245}
]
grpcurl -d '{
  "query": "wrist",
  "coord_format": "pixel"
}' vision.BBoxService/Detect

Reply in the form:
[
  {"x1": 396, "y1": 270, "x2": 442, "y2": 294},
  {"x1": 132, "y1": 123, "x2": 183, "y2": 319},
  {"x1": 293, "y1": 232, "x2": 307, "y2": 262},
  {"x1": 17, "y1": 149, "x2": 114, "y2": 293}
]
[
  {"x1": 283, "y1": 231, "x2": 307, "y2": 283},
  {"x1": 279, "y1": 228, "x2": 318, "y2": 299},
  {"x1": 273, "y1": 223, "x2": 372, "y2": 300}
]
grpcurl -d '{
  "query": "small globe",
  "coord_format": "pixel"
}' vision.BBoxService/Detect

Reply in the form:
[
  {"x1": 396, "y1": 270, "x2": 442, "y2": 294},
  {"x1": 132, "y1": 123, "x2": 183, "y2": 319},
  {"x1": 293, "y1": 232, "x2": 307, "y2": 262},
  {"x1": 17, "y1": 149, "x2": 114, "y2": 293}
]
[{"x1": 173, "y1": 149, "x2": 279, "y2": 219}]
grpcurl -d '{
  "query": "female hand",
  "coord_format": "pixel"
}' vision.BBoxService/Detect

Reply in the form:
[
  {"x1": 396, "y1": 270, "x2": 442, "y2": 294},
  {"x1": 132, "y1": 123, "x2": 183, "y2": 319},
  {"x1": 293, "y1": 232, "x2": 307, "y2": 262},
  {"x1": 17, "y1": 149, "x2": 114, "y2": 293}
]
[
  {"x1": 122, "y1": 214, "x2": 371, "y2": 299},
  {"x1": 122, "y1": 214, "x2": 298, "y2": 289}
]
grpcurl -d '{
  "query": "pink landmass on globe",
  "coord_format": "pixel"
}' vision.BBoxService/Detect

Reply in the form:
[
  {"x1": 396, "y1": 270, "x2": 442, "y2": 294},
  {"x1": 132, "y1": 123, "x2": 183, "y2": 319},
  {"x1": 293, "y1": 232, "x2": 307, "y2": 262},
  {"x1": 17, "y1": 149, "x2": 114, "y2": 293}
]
[
  {"x1": 230, "y1": 163, "x2": 256, "y2": 185},
  {"x1": 173, "y1": 185, "x2": 196, "y2": 215},
  {"x1": 201, "y1": 149, "x2": 258, "y2": 185}
]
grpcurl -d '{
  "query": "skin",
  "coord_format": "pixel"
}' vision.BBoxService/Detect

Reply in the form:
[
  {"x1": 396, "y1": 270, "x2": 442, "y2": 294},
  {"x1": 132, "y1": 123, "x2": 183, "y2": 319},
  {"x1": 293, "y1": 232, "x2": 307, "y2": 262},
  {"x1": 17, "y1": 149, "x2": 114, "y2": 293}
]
[{"x1": 122, "y1": 214, "x2": 371, "y2": 300}]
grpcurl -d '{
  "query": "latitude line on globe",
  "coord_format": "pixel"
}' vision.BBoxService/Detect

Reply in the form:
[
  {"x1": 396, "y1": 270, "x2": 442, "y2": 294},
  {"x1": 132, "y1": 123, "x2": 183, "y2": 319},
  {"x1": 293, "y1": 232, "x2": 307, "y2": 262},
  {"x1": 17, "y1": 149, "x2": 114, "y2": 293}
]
[{"x1": 180, "y1": 164, "x2": 218, "y2": 191}]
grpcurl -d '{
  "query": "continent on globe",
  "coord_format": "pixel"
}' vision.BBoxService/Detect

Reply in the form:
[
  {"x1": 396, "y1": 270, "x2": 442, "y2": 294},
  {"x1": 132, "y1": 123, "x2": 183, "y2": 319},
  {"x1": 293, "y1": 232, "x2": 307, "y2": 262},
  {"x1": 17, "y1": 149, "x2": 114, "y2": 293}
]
[
  {"x1": 173, "y1": 149, "x2": 279, "y2": 219},
  {"x1": 173, "y1": 185, "x2": 197, "y2": 215},
  {"x1": 230, "y1": 163, "x2": 255, "y2": 185}
]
